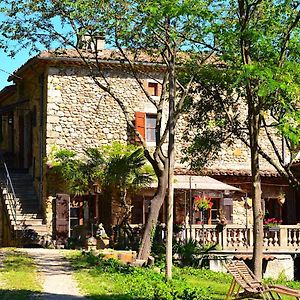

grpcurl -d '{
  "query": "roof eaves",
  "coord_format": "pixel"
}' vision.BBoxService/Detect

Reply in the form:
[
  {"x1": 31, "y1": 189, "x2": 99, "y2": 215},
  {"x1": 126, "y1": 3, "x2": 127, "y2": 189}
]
[
  {"x1": 10, "y1": 51, "x2": 167, "y2": 81},
  {"x1": 0, "y1": 85, "x2": 17, "y2": 102}
]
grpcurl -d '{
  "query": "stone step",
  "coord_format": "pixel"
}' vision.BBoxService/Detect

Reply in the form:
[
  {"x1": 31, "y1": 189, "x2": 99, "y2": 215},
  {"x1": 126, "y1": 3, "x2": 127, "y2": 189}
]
[
  {"x1": 1, "y1": 170, "x2": 46, "y2": 242},
  {"x1": 12, "y1": 217, "x2": 44, "y2": 225},
  {"x1": 18, "y1": 224, "x2": 48, "y2": 233},
  {"x1": 7, "y1": 207, "x2": 40, "y2": 215},
  {"x1": 15, "y1": 224, "x2": 48, "y2": 235},
  {"x1": 15, "y1": 213, "x2": 39, "y2": 219},
  {"x1": 12, "y1": 218, "x2": 44, "y2": 226},
  {"x1": 5, "y1": 199, "x2": 39, "y2": 208}
]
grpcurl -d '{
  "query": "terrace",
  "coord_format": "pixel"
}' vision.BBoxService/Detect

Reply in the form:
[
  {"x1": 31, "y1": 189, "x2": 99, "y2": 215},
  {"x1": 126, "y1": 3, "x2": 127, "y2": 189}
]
[{"x1": 178, "y1": 224, "x2": 300, "y2": 252}]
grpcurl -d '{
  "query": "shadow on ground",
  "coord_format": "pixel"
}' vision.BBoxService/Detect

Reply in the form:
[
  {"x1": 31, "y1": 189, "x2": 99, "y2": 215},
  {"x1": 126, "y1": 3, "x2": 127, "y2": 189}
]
[{"x1": 0, "y1": 289, "x2": 89, "y2": 300}]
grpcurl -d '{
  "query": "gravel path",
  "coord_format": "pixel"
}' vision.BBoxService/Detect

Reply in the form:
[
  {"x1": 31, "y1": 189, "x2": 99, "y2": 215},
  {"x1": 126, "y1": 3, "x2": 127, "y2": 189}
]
[{"x1": 21, "y1": 248, "x2": 87, "y2": 300}]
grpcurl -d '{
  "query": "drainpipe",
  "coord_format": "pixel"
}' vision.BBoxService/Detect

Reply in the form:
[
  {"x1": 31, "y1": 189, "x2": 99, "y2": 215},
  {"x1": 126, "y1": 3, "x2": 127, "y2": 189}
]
[{"x1": 38, "y1": 74, "x2": 45, "y2": 210}]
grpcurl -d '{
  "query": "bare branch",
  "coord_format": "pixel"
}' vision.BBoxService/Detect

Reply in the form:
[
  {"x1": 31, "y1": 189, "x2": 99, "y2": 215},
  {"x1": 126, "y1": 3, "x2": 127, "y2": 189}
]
[{"x1": 261, "y1": 116, "x2": 284, "y2": 165}]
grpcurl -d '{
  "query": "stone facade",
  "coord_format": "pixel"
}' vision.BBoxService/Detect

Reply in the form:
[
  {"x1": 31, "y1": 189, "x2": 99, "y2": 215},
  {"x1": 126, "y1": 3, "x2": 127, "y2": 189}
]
[
  {"x1": 0, "y1": 52, "x2": 293, "y2": 234},
  {"x1": 44, "y1": 63, "x2": 285, "y2": 173}
]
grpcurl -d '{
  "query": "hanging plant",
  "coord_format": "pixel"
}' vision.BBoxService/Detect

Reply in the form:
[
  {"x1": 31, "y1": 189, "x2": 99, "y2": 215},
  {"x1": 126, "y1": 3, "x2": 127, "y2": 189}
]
[{"x1": 194, "y1": 195, "x2": 213, "y2": 211}]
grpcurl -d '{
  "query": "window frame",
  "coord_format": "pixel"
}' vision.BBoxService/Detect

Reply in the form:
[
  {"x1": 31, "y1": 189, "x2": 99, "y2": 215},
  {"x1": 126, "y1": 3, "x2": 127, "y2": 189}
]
[{"x1": 145, "y1": 113, "x2": 156, "y2": 143}]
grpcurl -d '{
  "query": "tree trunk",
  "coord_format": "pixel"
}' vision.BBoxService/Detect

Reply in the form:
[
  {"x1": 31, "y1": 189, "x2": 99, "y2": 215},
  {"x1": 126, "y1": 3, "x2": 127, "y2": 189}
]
[
  {"x1": 249, "y1": 108, "x2": 264, "y2": 279},
  {"x1": 138, "y1": 171, "x2": 168, "y2": 260},
  {"x1": 166, "y1": 49, "x2": 176, "y2": 280}
]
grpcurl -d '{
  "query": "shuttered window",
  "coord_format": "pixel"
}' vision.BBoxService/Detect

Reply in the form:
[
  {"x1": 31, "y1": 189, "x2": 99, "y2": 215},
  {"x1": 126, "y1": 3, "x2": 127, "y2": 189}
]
[
  {"x1": 135, "y1": 111, "x2": 146, "y2": 140},
  {"x1": 135, "y1": 112, "x2": 157, "y2": 142},
  {"x1": 143, "y1": 80, "x2": 162, "y2": 97},
  {"x1": 146, "y1": 114, "x2": 156, "y2": 142}
]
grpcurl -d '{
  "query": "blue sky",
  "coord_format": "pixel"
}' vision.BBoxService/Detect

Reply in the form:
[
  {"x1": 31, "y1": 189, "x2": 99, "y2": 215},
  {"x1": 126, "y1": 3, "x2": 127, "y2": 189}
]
[{"x1": 0, "y1": 49, "x2": 31, "y2": 89}]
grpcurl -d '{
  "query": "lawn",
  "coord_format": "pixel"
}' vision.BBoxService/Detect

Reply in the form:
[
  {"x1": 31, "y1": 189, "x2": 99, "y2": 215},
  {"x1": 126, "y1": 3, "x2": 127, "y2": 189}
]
[
  {"x1": 0, "y1": 249, "x2": 299, "y2": 300},
  {"x1": 68, "y1": 251, "x2": 300, "y2": 300},
  {"x1": 0, "y1": 249, "x2": 42, "y2": 300}
]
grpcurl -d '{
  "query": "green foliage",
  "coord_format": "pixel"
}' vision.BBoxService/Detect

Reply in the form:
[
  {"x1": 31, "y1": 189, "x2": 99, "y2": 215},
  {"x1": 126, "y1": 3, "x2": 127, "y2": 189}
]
[
  {"x1": 48, "y1": 142, "x2": 154, "y2": 196},
  {"x1": 112, "y1": 224, "x2": 142, "y2": 251},
  {"x1": 184, "y1": 1, "x2": 300, "y2": 174},
  {"x1": 49, "y1": 147, "x2": 104, "y2": 195},
  {"x1": 173, "y1": 239, "x2": 202, "y2": 267},
  {"x1": 103, "y1": 146, "x2": 154, "y2": 193},
  {"x1": 68, "y1": 251, "x2": 234, "y2": 299}
]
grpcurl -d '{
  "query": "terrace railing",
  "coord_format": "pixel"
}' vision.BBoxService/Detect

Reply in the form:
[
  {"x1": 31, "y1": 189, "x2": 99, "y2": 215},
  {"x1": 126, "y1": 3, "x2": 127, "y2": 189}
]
[{"x1": 177, "y1": 224, "x2": 300, "y2": 252}]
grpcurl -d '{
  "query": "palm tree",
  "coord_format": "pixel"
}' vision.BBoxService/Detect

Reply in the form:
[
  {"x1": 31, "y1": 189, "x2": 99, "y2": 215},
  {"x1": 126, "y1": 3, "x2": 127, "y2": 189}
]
[
  {"x1": 50, "y1": 143, "x2": 154, "y2": 224},
  {"x1": 103, "y1": 146, "x2": 154, "y2": 225},
  {"x1": 50, "y1": 148, "x2": 105, "y2": 196}
]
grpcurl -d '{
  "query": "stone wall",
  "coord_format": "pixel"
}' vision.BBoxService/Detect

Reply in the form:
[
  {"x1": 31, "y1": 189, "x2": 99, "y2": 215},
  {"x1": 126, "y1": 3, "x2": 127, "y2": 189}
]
[
  {"x1": 232, "y1": 199, "x2": 253, "y2": 226},
  {"x1": 43, "y1": 63, "x2": 288, "y2": 230},
  {"x1": 45, "y1": 63, "x2": 285, "y2": 175},
  {"x1": 46, "y1": 66, "x2": 153, "y2": 156}
]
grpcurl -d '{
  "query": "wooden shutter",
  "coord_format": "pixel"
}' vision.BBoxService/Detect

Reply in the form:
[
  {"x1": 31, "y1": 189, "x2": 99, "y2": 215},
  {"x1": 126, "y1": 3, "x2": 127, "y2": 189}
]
[
  {"x1": 55, "y1": 194, "x2": 70, "y2": 245},
  {"x1": 135, "y1": 111, "x2": 146, "y2": 140},
  {"x1": 157, "y1": 83, "x2": 162, "y2": 97},
  {"x1": 223, "y1": 197, "x2": 233, "y2": 224}
]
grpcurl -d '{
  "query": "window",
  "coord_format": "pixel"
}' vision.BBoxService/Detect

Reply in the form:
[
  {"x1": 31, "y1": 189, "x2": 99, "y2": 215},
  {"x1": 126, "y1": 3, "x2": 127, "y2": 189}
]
[
  {"x1": 148, "y1": 82, "x2": 158, "y2": 96},
  {"x1": 146, "y1": 114, "x2": 156, "y2": 142},
  {"x1": 135, "y1": 112, "x2": 157, "y2": 143},
  {"x1": 264, "y1": 198, "x2": 282, "y2": 221}
]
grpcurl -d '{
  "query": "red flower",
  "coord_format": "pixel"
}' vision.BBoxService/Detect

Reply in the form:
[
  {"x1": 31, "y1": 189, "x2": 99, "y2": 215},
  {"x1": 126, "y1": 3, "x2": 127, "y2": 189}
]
[{"x1": 194, "y1": 195, "x2": 213, "y2": 210}]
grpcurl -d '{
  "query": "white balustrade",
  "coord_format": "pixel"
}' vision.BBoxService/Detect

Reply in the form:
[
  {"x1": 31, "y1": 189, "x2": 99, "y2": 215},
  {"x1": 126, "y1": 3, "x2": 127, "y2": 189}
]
[{"x1": 176, "y1": 224, "x2": 300, "y2": 252}]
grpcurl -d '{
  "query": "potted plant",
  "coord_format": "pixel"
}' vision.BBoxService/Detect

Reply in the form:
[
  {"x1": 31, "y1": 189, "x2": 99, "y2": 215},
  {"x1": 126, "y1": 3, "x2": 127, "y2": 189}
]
[
  {"x1": 194, "y1": 195, "x2": 213, "y2": 211},
  {"x1": 263, "y1": 218, "x2": 282, "y2": 231}
]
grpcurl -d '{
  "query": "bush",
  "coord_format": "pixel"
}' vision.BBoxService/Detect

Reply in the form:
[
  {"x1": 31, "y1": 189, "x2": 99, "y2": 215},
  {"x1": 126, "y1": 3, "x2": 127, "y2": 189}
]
[{"x1": 173, "y1": 239, "x2": 202, "y2": 267}]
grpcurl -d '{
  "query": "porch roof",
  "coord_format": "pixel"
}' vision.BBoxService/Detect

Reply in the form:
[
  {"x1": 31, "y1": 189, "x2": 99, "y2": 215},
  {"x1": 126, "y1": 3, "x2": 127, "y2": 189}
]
[
  {"x1": 151, "y1": 175, "x2": 242, "y2": 192},
  {"x1": 174, "y1": 175, "x2": 242, "y2": 191}
]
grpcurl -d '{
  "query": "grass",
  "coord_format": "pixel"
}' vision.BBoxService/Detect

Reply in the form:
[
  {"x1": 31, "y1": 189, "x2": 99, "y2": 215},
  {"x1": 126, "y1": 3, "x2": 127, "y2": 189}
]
[
  {"x1": 68, "y1": 251, "x2": 300, "y2": 300},
  {"x1": 67, "y1": 251, "x2": 233, "y2": 300},
  {"x1": 0, "y1": 249, "x2": 299, "y2": 299},
  {"x1": 0, "y1": 249, "x2": 42, "y2": 300}
]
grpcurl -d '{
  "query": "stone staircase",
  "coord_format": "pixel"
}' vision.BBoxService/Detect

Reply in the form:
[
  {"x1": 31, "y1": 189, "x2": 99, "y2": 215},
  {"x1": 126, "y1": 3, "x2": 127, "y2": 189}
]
[{"x1": 0, "y1": 169, "x2": 48, "y2": 246}]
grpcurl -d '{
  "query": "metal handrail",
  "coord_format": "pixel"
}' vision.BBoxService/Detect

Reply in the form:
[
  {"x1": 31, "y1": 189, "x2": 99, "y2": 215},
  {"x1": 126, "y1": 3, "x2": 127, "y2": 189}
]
[{"x1": 0, "y1": 153, "x2": 17, "y2": 225}]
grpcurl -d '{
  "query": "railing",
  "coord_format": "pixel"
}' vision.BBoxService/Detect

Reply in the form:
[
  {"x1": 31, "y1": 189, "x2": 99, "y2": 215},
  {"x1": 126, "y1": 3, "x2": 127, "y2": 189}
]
[
  {"x1": 0, "y1": 153, "x2": 17, "y2": 225},
  {"x1": 177, "y1": 224, "x2": 300, "y2": 252}
]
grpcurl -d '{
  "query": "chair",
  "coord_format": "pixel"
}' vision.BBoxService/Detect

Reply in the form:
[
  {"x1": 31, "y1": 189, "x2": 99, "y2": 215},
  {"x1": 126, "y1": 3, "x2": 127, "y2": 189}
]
[{"x1": 225, "y1": 260, "x2": 300, "y2": 299}]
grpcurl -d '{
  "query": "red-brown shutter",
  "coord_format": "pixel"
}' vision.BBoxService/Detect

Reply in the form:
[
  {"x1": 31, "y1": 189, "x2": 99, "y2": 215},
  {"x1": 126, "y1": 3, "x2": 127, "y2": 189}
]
[
  {"x1": 135, "y1": 111, "x2": 146, "y2": 140},
  {"x1": 55, "y1": 194, "x2": 70, "y2": 246},
  {"x1": 157, "y1": 83, "x2": 162, "y2": 97}
]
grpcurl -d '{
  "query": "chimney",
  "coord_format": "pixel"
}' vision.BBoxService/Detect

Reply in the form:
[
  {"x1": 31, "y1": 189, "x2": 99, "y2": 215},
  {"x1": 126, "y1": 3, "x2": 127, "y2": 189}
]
[
  {"x1": 78, "y1": 32, "x2": 105, "y2": 52},
  {"x1": 95, "y1": 35, "x2": 105, "y2": 51}
]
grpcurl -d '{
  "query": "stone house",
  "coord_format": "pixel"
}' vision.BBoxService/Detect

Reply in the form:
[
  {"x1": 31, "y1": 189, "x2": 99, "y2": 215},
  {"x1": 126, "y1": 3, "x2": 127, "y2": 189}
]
[{"x1": 0, "y1": 48, "x2": 298, "y2": 250}]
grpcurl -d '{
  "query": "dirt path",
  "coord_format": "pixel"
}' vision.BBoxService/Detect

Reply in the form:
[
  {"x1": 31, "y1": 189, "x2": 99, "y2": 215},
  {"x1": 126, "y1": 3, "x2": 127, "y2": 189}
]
[{"x1": 21, "y1": 248, "x2": 87, "y2": 300}]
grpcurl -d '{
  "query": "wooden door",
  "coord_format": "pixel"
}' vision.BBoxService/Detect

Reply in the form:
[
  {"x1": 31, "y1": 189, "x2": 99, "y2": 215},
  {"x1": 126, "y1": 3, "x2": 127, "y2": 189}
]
[{"x1": 55, "y1": 194, "x2": 70, "y2": 245}]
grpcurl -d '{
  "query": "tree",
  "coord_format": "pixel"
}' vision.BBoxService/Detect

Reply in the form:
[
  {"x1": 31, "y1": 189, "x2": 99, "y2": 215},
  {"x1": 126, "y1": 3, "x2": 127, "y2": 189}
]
[
  {"x1": 0, "y1": 0, "x2": 214, "y2": 272},
  {"x1": 184, "y1": 1, "x2": 300, "y2": 278},
  {"x1": 50, "y1": 142, "x2": 154, "y2": 225},
  {"x1": 102, "y1": 142, "x2": 154, "y2": 225},
  {"x1": 48, "y1": 147, "x2": 105, "y2": 196}
]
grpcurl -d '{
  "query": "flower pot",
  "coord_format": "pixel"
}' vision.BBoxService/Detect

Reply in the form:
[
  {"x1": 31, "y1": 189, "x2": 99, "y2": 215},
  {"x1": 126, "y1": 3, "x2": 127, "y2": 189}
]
[{"x1": 268, "y1": 227, "x2": 280, "y2": 232}]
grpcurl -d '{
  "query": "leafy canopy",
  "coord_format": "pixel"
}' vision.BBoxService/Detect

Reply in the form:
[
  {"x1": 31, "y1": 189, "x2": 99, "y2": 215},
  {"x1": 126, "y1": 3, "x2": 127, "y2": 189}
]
[
  {"x1": 49, "y1": 142, "x2": 154, "y2": 196},
  {"x1": 184, "y1": 0, "x2": 300, "y2": 171}
]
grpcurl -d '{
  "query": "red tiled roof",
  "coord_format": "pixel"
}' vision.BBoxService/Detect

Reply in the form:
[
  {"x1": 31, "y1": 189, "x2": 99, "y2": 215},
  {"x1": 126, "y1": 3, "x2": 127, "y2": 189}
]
[
  {"x1": 9, "y1": 48, "x2": 218, "y2": 81},
  {"x1": 38, "y1": 48, "x2": 165, "y2": 63},
  {"x1": 8, "y1": 48, "x2": 167, "y2": 81}
]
